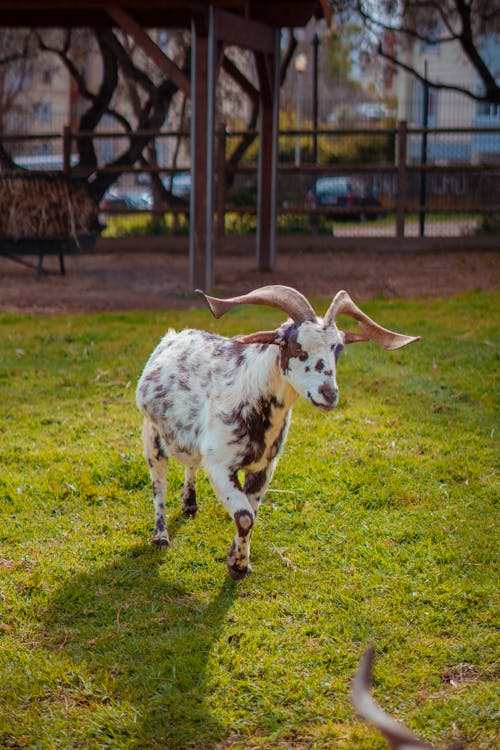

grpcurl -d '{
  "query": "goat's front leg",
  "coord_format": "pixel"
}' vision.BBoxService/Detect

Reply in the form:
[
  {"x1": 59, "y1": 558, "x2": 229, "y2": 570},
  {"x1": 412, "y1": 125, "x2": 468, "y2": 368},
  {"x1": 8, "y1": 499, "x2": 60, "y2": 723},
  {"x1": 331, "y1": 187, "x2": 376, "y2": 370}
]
[
  {"x1": 205, "y1": 464, "x2": 255, "y2": 580},
  {"x1": 142, "y1": 419, "x2": 170, "y2": 548},
  {"x1": 244, "y1": 458, "x2": 279, "y2": 514}
]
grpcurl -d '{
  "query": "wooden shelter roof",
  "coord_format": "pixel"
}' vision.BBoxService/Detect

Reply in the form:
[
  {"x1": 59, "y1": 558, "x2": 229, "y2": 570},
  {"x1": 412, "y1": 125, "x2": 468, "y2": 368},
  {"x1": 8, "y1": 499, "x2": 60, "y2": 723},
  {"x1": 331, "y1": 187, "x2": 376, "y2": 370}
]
[{"x1": 0, "y1": 1, "x2": 329, "y2": 29}]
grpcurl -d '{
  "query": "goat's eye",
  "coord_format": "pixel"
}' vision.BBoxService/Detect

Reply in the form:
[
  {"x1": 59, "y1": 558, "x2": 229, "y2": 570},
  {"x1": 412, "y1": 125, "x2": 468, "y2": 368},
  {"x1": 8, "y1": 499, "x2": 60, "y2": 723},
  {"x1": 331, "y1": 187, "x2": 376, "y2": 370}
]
[{"x1": 334, "y1": 344, "x2": 344, "y2": 361}]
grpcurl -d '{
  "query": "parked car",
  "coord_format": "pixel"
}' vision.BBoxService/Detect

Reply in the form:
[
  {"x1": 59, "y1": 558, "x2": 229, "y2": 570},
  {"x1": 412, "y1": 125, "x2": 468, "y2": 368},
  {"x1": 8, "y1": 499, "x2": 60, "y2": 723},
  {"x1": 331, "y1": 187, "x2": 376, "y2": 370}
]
[
  {"x1": 136, "y1": 171, "x2": 191, "y2": 200},
  {"x1": 161, "y1": 172, "x2": 191, "y2": 199},
  {"x1": 306, "y1": 176, "x2": 382, "y2": 222},
  {"x1": 100, "y1": 187, "x2": 153, "y2": 212}
]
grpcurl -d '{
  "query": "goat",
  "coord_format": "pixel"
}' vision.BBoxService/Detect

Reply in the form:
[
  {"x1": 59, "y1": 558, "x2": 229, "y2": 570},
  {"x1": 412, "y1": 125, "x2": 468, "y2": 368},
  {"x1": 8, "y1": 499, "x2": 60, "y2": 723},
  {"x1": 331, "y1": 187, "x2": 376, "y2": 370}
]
[
  {"x1": 136, "y1": 285, "x2": 419, "y2": 579},
  {"x1": 351, "y1": 646, "x2": 464, "y2": 750}
]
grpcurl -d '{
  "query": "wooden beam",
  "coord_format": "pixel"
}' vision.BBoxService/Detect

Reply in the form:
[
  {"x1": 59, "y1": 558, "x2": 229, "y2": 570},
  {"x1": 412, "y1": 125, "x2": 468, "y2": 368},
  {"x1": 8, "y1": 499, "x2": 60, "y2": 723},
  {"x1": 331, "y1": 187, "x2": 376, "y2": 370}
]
[
  {"x1": 105, "y1": 5, "x2": 191, "y2": 96},
  {"x1": 214, "y1": 7, "x2": 275, "y2": 54},
  {"x1": 221, "y1": 55, "x2": 259, "y2": 105}
]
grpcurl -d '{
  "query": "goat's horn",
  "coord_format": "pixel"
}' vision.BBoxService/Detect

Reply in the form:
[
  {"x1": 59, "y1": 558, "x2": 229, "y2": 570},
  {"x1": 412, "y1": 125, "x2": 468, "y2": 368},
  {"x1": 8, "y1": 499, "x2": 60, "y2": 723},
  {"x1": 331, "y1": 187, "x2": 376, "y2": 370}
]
[
  {"x1": 196, "y1": 285, "x2": 317, "y2": 324},
  {"x1": 324, "y1": 290, "x2": 420, "y2": 350},
  {"x1": 351, "y1": 646, "x2": 436, "y2": 749}
]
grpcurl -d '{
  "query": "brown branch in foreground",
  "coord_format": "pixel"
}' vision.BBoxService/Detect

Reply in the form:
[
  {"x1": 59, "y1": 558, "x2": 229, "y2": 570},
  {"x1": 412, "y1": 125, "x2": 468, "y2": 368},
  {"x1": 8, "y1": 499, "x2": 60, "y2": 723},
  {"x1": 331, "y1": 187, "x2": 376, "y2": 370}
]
[{"x1": 351, "y1": 646, "x2": 465, "y2": 750}]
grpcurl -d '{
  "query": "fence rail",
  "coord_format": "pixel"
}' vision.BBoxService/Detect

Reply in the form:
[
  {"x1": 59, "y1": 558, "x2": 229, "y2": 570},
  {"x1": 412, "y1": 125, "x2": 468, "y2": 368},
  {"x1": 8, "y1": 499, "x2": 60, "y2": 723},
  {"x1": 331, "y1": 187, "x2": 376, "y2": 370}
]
[{"x1": 1, "y1": 121, "x2": 499, "y2": 241}]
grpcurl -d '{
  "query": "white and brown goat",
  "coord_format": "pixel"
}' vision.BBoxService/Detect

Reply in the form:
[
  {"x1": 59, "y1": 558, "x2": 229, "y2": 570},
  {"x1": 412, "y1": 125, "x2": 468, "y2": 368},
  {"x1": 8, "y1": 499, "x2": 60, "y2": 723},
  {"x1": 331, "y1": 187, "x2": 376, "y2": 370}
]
[{"x1": 136, "y1": 285, "x2": 419, "y2": 579}]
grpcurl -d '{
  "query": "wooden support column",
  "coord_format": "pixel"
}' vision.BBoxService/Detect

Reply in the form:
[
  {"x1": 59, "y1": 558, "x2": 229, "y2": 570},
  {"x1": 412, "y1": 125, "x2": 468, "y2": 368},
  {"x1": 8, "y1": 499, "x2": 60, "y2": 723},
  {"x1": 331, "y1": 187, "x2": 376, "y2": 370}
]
[
  {"x1": 190, "y1": 7, "x2": 217, "y2": 291},
  {"x1": 255, "y1": 29, "x2": 280, "y2": 271}
]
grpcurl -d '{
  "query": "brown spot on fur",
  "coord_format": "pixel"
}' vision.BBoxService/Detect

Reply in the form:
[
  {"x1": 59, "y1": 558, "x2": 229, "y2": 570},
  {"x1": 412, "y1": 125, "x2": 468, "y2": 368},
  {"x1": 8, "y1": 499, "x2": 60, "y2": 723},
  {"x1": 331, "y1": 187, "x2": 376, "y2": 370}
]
[
  {"x1": 315, "y1": 358, "x2": 325, "y2": 372},
  {"x1": 280, "y1": 325, "x2": 309, "y2": 373},
  {"x1": 268, "y1": 421, "x2": 287, "y2": 461},
  {"x1": 154, "y1": 431, "x2": 167, "y2": 461},
  {"x1": 230, "y1": 472, "x2": 242, "y2": 491},
  {"x1": 182, "y1": 487, "x2": 198, "y2": 515},
  {"x1": 234, "y1": 509, "x2": 254, "y2": 537},
  {"x1": 226, "y1": 396, "x2": 281, "y2": 466},
  {"x1": 154, "y1": 516, "x2": 165, "y2": 533},
  {"x1": 244, "y1": 470, "x2": 267, "y2": 496}
]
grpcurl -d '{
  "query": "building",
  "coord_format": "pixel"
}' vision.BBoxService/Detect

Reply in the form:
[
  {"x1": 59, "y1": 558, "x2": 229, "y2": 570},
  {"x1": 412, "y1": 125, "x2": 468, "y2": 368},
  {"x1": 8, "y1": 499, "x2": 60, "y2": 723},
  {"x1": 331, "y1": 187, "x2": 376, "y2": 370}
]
[{"x1": 396, "y1": 28, "x2": 500, "y2": 163}]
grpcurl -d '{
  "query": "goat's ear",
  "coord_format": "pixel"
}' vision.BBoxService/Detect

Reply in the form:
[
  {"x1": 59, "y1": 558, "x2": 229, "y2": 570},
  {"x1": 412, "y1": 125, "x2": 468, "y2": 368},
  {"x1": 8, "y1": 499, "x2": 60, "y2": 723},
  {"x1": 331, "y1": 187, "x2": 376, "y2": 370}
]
[
  {"x1": 234, "y1": 330, "x2": 282, "y2": 346},
  {"x1": 342, "y1": 330, "x2": 370, "y2": 345}
]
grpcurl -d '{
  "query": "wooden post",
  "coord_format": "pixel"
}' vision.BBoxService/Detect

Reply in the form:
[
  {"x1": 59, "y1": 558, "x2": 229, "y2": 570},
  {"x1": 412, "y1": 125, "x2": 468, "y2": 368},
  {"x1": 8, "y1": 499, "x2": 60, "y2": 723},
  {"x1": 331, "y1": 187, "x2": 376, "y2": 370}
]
[
  {"x1": 396, "y1": 120, "x2": 407, "y2": 239},
  {"x1": 189, "y1": 8, "x2": 216, "y2": 291},
  {"x1": 63, "y1": 125, "x2": 72, "y2": 177},
  {"x1": 312, "y1": 33, "x2": 320, "y2": 164},
  {"x1": 256, "y1": 28, "x2": 280, "y2": 271},
  {"x1": 216, "y1": 126, "x2": 226, "y2": 238}
]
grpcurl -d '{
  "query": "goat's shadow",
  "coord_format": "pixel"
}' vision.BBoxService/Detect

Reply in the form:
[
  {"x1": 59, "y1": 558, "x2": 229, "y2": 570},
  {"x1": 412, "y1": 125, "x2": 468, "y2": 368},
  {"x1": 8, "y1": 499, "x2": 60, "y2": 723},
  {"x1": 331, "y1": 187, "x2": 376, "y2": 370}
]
[{"x1": 41, "y1": 514, "x2": 238, "y2": 748}]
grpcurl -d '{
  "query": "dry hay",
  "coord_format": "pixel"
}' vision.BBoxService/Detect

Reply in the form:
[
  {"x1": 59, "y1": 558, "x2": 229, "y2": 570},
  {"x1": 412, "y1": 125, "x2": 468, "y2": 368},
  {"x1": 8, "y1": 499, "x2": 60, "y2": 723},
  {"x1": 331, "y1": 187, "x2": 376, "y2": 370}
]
[{"x1": 0, "y1": 171, "x2": 99, "y2": 242}]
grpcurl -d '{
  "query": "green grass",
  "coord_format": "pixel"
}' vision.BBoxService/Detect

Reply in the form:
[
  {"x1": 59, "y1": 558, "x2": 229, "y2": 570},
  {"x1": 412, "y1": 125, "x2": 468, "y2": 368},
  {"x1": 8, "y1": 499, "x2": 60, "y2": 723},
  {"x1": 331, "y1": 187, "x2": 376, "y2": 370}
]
[
  {"x1": 0, "y1": 292, "x2": 498, "y2": 749},
  {"x1": 102, "y1": 211, "x2": 487, "y2": 238}
]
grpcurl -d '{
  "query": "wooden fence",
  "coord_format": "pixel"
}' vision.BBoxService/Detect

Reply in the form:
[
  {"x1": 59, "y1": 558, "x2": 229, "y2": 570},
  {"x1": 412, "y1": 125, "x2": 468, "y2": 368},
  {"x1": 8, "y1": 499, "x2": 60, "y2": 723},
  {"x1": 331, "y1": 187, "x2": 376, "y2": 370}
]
[{"x1": 3, "y1": 121, "x2": 500, "y2": 243}]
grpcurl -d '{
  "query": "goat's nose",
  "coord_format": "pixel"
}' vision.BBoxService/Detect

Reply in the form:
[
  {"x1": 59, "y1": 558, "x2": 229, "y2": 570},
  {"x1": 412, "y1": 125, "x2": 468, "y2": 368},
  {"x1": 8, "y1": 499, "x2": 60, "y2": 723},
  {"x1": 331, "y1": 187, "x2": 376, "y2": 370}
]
[{"x1": 319, "y1": 382, "x2": 338, "y2": 406}]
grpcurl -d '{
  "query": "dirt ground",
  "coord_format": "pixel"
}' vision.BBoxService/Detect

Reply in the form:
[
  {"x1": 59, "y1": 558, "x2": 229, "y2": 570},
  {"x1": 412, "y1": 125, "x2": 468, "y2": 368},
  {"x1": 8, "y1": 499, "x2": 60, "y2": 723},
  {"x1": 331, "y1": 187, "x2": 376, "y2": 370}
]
[{"x1": 0, "y1": 236, "x2": 498, "y2": 313}]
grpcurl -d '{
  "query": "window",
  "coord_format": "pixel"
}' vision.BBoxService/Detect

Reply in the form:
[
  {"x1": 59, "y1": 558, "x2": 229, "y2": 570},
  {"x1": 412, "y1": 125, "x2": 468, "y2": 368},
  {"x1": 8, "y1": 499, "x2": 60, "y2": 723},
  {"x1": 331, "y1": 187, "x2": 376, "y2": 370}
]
[
  {"x1": 476, "y1": 101, "x2": 500, "y2": 119},
  {"x1": 419, "y1": 19, "x2": 441, "y2": 53},
  {"x1": 157, "y1": 30, "x2": 169, "y2": 50},
  {"x1": 33, "y1": 101, "x2": 52, "y2": 124}
]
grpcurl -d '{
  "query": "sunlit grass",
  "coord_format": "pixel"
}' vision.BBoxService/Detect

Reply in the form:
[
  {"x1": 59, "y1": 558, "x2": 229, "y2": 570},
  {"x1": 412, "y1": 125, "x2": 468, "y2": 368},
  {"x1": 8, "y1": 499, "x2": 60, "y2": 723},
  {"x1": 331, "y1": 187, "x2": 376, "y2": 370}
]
[{"x1": 0, "y1": 291, "x2": 498, "y2": 749}]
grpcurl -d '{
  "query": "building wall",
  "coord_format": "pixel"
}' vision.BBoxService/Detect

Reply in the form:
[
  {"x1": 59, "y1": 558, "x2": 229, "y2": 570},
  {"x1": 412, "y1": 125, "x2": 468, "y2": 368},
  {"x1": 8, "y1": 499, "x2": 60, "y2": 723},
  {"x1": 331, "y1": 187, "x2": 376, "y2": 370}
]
[{"x1": 397, "y1": 30, "x2": 499, "y2": 163}]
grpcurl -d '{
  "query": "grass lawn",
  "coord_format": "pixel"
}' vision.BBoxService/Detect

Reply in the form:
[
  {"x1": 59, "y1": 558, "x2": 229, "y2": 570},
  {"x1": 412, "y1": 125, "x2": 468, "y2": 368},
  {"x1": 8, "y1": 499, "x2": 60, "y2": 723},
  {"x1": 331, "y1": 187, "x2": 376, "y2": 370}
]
[{"x1": 0, "y1": 291, "x2": 498, "y2": 749}]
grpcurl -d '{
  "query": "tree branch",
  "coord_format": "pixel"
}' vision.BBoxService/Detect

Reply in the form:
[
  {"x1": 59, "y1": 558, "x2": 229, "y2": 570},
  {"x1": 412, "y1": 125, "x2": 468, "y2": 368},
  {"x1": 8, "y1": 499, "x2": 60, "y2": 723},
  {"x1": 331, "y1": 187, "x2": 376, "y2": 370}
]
[{"x1": 378, "y1": 42, "x2": 500, "y2": 103}]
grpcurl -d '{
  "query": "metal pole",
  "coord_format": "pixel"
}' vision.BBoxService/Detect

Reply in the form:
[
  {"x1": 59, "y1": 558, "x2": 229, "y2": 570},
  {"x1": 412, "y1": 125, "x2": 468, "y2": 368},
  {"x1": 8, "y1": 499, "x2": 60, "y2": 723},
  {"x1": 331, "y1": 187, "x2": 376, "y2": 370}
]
[
  {"x1": 189, "y1": 18, "x2": 197, "y2": 289},
  {"x1": 396, "y1": 120, "x2": 407, "y2": 238},
  {"x1": 312, "y1": 33, "x2": 319, "y2": 164},
  {"x1": 294, "y1": 72, "x2": 303, "y2": 166},
  {"x1": 419, "y1": 60, "x2": 429, "y2": 237},
  {"x1": 205, "y1": 3, "x2": 215, "y2": 289},
  {"x1": 294, "y1": 53, "x2": 307, "y2": 167}
]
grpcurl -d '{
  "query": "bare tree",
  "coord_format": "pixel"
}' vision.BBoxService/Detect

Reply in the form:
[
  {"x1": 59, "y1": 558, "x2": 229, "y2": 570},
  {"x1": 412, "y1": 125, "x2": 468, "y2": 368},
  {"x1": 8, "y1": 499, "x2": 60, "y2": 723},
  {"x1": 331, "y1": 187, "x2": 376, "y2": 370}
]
[
  {"x1": 0, "y1": 26, "x2": 297, "y2": 205},
  {"x1": 0, "y1": 29, "x2": 39, "y2": 168},
  {"x1": 328, "y1": 1, "x2": 500, "y2": 104}
]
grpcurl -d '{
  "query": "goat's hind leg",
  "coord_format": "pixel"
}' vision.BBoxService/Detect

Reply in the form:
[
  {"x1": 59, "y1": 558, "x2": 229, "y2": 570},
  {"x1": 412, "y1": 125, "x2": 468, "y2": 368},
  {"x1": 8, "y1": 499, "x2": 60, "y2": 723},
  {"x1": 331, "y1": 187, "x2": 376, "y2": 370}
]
[
  {"x1": 182, "y1": 466, "x2": 198, "y2": 516},
  {"x1": 142, "y1": 419, "x2": 170, "y2": 548}
]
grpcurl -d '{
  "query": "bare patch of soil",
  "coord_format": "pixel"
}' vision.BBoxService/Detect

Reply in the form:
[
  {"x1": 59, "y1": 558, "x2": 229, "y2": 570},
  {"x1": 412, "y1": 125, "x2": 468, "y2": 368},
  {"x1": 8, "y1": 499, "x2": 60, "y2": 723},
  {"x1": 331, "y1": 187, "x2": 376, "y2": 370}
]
[{"x1": 0, "y1": 237, "x2": 498, "y2": 313}]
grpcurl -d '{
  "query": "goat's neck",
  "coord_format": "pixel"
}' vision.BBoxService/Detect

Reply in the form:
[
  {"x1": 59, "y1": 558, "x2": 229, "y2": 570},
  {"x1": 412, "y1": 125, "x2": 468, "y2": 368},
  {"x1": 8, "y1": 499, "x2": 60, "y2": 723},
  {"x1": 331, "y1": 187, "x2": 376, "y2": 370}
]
[{"x1": 245, "y1": 345, "x2": 299, "y2": 409}]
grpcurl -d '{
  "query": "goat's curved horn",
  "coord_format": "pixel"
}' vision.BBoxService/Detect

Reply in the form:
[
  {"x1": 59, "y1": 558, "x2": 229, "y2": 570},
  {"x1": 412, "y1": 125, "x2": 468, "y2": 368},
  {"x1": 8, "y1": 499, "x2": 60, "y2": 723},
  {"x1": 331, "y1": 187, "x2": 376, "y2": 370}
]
[
  {"x1": 324, "y1": 290, "x2": 420, "y2": 350},
  {"x1": 351, "y1": 646, "x2": 436, "y2": 749},
  {"x1": 196, "y1": 285, "x2": 316, "y2": 324}
]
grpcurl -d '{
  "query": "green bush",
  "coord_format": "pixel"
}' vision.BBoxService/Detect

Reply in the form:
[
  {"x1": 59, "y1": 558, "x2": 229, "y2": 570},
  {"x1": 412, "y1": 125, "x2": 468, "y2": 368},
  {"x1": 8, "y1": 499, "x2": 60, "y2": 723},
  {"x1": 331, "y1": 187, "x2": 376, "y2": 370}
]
[{"x1": 477, "y1": 213, "x2": 500, "y2": 235}]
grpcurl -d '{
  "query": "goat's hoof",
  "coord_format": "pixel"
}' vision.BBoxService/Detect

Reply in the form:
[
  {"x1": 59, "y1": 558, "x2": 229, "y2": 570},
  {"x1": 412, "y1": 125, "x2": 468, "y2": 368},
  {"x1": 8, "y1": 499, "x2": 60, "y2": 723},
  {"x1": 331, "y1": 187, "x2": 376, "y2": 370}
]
[
  {"x1": 181, "y1": 488, "x2": 198, "y2": 516},
  {"x1": 151, "y1": 534, "x2": 170, "y2": 549},
  {"x1": 182, "y1": 500, "x2": 198, "y2": 517},
  {"x1": 227, "y1": 563, "x2": 251, "y2": 580},
  {"x1": 226, "y1": 557, "x2": 252, "y2": 580},
  {"x1": 226, "y1": 541, "x2": 252, "y2": 579}
]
